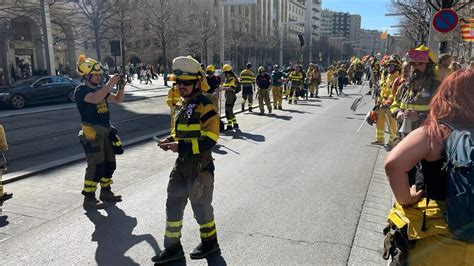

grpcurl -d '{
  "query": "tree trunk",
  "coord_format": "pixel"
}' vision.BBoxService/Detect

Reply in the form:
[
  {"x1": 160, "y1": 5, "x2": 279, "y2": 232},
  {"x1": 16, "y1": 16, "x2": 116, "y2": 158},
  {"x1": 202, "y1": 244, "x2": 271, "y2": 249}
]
[{"x1": 94, "y1": 25, "x2": 101, "y2": 61}]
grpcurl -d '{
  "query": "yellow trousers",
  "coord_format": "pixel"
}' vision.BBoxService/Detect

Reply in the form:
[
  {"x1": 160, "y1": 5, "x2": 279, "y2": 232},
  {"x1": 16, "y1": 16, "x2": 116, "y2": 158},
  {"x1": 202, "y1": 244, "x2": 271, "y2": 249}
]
[
  {"x1": 272, "y1": 86, "x2": 282, "y2": 108},
  {"x1": 376, "y1": 107, "x2": 397, "y2": 145},
  {"x1": 408, "y1": 234, "x2": 474, "y2": 265}
]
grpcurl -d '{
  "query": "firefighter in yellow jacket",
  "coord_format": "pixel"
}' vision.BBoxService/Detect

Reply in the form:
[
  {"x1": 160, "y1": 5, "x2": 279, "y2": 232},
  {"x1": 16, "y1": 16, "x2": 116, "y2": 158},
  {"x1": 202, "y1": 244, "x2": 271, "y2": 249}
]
[
  {"x1": 0, "y1": 124, "x2": 12, "y2": 203},
  {"x1": 153, "y1": 56, "x2": 220, "y2": 264},
  {"x1": 167, "y1": 82, "x2": 180, "y2": 129},
  {"x1": 75, "y1": 55, "x2": 125, "y2": 209},
  {"x1": 390, "y1": 45, "x2": 440, "y2": 138},
  {"x1": 240, "y1": 63, "x2": 255, "y2": 112},
  {"x1": 222, "y1": 64, "x2": 239, "y2": 130},
  {"x1": 288, "y1": 64, "x2": 304, "y2": 104},
  {"x1": 372, "y1": 55, "x2": 402, "y2": 151}
]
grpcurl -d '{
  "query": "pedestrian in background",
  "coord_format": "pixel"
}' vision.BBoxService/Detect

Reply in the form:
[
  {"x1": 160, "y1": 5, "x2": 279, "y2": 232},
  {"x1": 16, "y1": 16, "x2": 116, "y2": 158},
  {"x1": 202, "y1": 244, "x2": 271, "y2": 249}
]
[
  {"x1": 271, "y1": 64, "x2": 285, "y2": 110},
  {"x1": 255, "y1": 66, "x2": 272, "y2": 115}
]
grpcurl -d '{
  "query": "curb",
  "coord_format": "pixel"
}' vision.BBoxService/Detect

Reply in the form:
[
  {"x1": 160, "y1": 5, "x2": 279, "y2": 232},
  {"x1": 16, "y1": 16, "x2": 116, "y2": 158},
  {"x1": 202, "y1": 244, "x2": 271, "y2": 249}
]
[
  {"x1": 347, "y1": 148, "x2": 393, "y2": 265},
  {"x1": 3, "y1": 101, "x2": 259, "y2": 184}
]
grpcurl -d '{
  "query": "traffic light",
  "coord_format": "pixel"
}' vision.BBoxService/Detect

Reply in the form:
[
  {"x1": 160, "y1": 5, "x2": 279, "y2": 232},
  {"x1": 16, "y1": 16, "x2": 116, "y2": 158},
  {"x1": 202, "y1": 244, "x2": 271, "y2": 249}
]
[
  {"x1": 441, "y1": 0, "x2": 454, "y2": 8},
  {"x1": 110, "y1": 40, "x2": 121, "y2": 56}
]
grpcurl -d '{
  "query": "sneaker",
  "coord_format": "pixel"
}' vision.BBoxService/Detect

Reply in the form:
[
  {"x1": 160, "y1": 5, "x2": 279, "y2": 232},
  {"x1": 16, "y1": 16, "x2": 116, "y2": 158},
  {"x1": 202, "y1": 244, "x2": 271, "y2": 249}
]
[
  {"x1": 189, "y1": 240, "x2": 220, "y2": 260},
  {"x1": 151, "y1": 245, "x2": 185, "y2": 264},
  {"x1": 99, "y1": 189, "x2": 122, "y2": 202},
  {"x1": 83, "y1": 196, "x2": 108, "y2": 209}
]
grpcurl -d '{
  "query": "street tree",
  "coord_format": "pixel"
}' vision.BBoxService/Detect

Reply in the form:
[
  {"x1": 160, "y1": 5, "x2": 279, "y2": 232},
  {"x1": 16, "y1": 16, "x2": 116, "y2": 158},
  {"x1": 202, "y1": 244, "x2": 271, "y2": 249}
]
[
  {"x1": 72, "y1": 0, "x2": 116, "y2": 60},
  {"x1": 108, "y1": 0, "x2": 135, "y2": 72},
  {"x1": 184, "y1": 2, "x2": 219, "y2": 65},
  {"x1": 390, "y1": 0, "x2": 431, "y2": 46},
  {"x1": 142, "y1": 0, "x2": 178, "y2": 76}
]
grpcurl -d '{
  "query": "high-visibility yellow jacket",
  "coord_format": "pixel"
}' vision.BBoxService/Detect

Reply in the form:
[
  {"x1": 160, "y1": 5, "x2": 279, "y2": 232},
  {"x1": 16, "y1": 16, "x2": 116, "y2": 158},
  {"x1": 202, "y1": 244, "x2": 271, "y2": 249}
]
[
  {"x1": 326, "y1": 69, "x2": 334, "y2": 83},
  {"x1": 240, "y1": 69, "x2": 255, "y2": 85},
  {"x1": 289, "y1": 71, "x2": 303, "y2": 87},
  {"x1": 167, "y1": 86, "x2": 180, "y2": 108},
  {"x1": 390, "y1": 75, "x2": 440, "y2": 114},
  {"x1": 378, "y1": 71, "x2": 400, "y2": 106},
  {"x1": 0, "y1": 124, "x2": 8, "y2": 151},
  {"x1": 169, "y1": 91, "x2": 219, "y2": 155}
]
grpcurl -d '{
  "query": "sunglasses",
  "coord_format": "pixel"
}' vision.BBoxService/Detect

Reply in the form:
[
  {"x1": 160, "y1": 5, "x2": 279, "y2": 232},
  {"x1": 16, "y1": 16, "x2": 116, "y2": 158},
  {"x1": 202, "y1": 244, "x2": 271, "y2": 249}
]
[{"x1": 176, "y1": 79, "x2": 196, "y2": 86}]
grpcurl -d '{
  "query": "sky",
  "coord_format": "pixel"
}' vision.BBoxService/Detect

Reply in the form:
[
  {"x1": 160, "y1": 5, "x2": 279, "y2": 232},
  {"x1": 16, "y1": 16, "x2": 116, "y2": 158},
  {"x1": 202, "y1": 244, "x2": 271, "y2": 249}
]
[{"x1": 322, "y1": 0, "x2": 400, "y2": 35}]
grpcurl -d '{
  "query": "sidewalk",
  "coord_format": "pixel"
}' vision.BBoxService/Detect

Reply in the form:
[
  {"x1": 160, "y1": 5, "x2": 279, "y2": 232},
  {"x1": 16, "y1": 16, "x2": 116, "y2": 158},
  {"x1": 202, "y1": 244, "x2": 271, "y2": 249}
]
[{"x1": 348, "y1": 148, "x2": 392, "y2": 265}]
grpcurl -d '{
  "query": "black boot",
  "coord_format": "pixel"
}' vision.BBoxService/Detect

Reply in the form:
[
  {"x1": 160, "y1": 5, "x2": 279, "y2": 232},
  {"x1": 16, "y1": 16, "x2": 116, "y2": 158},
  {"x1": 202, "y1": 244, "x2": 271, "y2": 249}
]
[
  {"x1": 151, "y1": 244, "x2": 185, "y2": 264},
  {"x1": 241, "y1": 104, "x2": 245, "y2": 112},
  {"x1": 99, "y1": 188, "x2": 122, "y2": 202},
  {"x1": 83, "y1": 195, "x2": 108, "y2": 209},
  {"x1": 249, "y1": 106, "x2": 253, "y2": 112},
  {"x1": 0, "y1": 192, "x2": 13, "y2": 202},
  {"x1": 189, "y1": 239, "x2": 220, "y2": 260}
]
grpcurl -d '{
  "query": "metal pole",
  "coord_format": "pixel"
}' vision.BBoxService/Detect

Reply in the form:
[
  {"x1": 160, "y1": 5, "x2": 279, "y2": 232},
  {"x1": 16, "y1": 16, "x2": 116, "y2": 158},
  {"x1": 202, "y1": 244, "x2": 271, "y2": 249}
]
[
  {"x1": 304, "y1": 0, "x2": 312, "y2": 65},
  {"x1": 220, "y1": 2, "x2": 225, "y2": 67},
  {"x1": 39, "y1": 0, "x2": 55, "y2": 76},
  {"x1": 279, "y1": 0, "x2": 283, "y2": 66}
]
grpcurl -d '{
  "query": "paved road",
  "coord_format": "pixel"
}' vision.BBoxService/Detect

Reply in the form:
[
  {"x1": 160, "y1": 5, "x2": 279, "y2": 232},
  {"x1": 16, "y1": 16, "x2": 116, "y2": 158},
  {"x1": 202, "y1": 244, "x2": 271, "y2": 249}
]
[{"x1": 0, "y1": 81, "x2": 393, "y2": 265}]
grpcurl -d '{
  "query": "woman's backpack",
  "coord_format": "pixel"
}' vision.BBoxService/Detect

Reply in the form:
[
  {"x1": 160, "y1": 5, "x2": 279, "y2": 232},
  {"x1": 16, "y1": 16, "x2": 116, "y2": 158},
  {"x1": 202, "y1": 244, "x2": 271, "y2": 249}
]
[{"x1": 442, "y1": 123, "x2": 474, "y2": 242}]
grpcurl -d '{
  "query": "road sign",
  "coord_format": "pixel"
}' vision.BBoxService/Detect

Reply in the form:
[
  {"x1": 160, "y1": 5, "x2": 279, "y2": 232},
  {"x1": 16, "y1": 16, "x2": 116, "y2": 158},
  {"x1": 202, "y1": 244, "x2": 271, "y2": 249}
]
[{"x1": 432, "y1": 8, "x2": 459, "y2": 33}]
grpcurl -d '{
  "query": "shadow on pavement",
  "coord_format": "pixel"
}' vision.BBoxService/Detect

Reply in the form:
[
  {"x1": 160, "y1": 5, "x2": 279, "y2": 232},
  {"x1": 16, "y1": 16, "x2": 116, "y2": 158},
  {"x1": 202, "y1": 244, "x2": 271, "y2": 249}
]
[
  {"x1": 318, "y1": 96, "x2": 339, "y2": 100},
  {"x1": 206, "y1": 250, "x2": 227, "y2": 266},
  {"x1": 283, "y1": 108, "x2": 313, "y2": 114},
  {"x1": 266, "y1": 113, "x2": 292, "y2": 121},
  {"x1": 0, "y1": 215, "x2": 9, "y2": 227},
  {"x1": 85, "y1": 205, "x2": 161, "y2": 265},
  {"x1": 224, "y1": 129, "x2": 265, "y2": 143}
]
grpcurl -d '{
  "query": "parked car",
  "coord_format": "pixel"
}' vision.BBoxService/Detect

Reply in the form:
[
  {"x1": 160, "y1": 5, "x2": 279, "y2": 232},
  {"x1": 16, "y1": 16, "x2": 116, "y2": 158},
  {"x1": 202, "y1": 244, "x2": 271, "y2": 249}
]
[{"x1": 0, "y1": 76, "x2": 80, "y2": 109}]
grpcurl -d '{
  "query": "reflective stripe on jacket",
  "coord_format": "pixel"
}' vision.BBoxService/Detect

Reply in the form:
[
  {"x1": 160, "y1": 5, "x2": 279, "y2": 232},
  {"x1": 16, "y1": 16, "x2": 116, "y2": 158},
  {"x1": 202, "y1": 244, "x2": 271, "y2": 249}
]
[{"x1": 170, "y1": 92, "x2": 219, "y2": 155}]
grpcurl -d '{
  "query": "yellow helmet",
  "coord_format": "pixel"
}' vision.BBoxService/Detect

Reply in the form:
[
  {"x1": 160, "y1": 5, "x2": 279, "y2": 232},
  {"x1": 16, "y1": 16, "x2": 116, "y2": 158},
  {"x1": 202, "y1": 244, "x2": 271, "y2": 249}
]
[
  {"x1": 408, "y1": 45, "x2": 436, "y2": 63},
  {"x1": 206, "y1": 65, "x2": 216, "y2": 72},
  {"x1": 258, "y1": 66, "x2": 265, "y2": 72},
  {"x1": 223, "y1": 64, "x2": 233, "y2": 72},
  {"x1": 76, "y1": 54, "x2": 103, "y2": 77}
]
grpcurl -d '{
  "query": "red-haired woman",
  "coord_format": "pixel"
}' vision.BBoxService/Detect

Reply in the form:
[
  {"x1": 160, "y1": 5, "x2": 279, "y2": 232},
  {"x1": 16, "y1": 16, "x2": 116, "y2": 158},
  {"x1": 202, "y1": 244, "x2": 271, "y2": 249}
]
[{"x1": 383, "y1": 69, "x2": 474, "y2": 265}]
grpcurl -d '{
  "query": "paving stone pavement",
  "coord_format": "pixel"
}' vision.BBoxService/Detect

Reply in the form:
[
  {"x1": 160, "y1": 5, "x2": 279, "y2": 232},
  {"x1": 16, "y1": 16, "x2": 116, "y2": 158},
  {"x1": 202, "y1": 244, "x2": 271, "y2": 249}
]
[{"x1": 348, "y1": 147, "x2": 393, "y2": 265}]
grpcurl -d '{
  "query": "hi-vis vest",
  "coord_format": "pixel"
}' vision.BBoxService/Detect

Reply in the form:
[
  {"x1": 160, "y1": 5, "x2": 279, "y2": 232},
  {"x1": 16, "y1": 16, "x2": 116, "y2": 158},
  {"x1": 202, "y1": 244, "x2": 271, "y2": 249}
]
[
  {"x1": 223, "y1": 76, "x2": 237, "y2": 88},
  {"x1": 289, "y1": 71, "x2": 303, "y2": 87},
  {"x1": 167, "y1": 86, "x2": 181, "y2": 108},
  {"x1": 391, "y1": 76, "x2": 439, "y2": 113},
  {"x1": 240, "y1": 69, "x2": 255, "y2": 85},
  {"x1": 0, "y1": 124, "x2": 8, "y2": 151},
  {"x1": 170, "y1": 93, "x2": 219, "y2": 155},
  {"x1": 379, "y1": 71, "x2": 400, "y2": 105}
]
